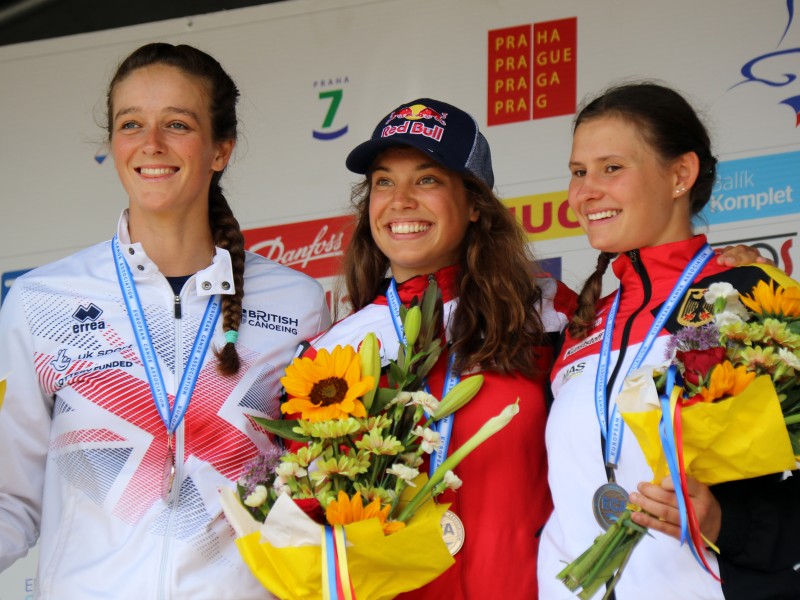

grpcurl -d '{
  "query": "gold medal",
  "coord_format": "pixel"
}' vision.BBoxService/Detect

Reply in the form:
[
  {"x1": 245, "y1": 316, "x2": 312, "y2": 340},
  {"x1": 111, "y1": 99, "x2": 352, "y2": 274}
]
[{"x1": 440, "y1": 509, "x2": 465, "y2": 555}]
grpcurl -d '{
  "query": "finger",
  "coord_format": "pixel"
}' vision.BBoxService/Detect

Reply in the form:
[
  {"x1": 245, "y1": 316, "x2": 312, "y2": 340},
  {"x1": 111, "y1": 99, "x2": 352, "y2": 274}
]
[
  {"x1": 635, "y1": 481, "x2": 678, "y2": 507},
  {"x1": 630, "y1": 509, "x2": 681, "y2": 540},
  {"x1": 629, "y1": 490, "x2": 681, "y2": 526},
  {"x1": 659, "y1": 475, "x2": 676, "y2": 492}
]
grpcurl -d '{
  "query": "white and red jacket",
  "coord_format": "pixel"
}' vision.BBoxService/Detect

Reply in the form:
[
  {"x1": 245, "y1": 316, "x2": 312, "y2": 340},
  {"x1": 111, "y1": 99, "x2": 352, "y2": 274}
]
[
  {"x1": 0, "y1": 211, "x2": 331, "y2": 599},
  {"x1": 303, "y1": 265, "x2": 575, "y2": 599},
  {"x1": 538, "y1": 235, "x2": 789, "y2": 599}
]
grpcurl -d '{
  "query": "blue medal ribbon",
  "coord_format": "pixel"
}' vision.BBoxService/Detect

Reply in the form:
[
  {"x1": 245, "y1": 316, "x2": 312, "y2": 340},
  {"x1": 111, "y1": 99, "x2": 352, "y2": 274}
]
[
  {"x1": 112, "y1": 235, "x2": 221, "y2": 437},
  {"x1": 594, "y1": 244, "x2": 714, "y2": 468}
]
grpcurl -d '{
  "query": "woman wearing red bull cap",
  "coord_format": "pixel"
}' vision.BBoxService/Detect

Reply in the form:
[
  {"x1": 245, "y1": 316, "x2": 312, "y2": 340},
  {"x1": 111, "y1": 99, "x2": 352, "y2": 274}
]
[{"x1": 298, "y1": 97, "x2": 576, "y2": 598}]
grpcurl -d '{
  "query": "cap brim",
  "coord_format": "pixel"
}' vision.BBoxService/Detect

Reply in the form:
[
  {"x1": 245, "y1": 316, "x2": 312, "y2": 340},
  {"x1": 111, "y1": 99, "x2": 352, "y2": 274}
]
[{"x1": 345, "y1": 137, "x2": 461, "y2": 176}]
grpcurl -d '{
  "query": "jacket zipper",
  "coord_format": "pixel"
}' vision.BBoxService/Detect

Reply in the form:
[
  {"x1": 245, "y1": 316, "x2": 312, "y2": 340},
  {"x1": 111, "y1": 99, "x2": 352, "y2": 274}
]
[{"x1": 157, "y1": 293, "x2": 184, "y2": 600}]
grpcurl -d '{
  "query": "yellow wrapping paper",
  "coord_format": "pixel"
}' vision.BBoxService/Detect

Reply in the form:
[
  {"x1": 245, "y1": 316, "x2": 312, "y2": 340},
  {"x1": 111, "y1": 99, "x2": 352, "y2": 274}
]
[
  {"x1": 220, "y1": 478, "x2": 454, "y2": 600},
  {"x1": 618, "y1": 371, "x2": 796, "y2": 486}
]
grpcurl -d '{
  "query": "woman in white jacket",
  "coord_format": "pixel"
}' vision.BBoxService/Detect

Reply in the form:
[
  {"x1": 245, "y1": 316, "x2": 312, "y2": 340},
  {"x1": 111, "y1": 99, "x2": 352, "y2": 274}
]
[{"x1": 0, "y1": 42, "x2": 330, "y2": 599}]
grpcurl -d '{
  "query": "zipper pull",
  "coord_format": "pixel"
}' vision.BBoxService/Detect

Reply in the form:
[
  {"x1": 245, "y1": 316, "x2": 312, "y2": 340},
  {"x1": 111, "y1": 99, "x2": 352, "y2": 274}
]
[{"x1": 174, "y1": 296, "x2": 182, "y2": 319}]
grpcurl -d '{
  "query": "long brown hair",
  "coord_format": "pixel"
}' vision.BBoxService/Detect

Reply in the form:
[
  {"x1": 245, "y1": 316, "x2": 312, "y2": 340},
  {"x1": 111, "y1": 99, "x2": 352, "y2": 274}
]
[
  {"x1": 106, "y1": 42, "x2": 245, "y2": 375},
  {"x1": 341, "y1": 169, "x2": 549, "y2": 378}
]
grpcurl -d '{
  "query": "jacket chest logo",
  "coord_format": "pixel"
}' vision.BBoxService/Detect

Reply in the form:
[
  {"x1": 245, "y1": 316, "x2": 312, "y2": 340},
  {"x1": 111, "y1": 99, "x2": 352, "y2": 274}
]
[{"x1": 676, "y1": 288, "x2": 714, "y2": 327}]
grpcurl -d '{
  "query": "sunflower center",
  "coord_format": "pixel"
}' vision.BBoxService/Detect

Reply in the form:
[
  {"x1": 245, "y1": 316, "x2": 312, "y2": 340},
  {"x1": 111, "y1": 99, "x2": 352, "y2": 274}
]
[{"x1": 310, "y1": 377, "x2": 349, "y2": 406}]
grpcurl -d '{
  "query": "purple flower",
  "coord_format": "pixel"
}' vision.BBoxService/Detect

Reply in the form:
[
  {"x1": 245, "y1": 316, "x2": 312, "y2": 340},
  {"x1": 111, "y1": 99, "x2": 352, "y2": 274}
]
[
  {"x1": 665, "y1": 324, "x2": 722, "y2": 361},
  {"x1": 238, "y1": 446, "x2": 284, "y2": 496}
]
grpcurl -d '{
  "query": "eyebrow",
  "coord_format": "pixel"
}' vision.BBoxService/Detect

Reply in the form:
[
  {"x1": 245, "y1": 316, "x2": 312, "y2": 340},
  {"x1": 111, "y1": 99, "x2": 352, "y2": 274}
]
[
  {"x1": 568, "y1": 154, "x2": 624, "y2": 167},
  {"x1": 372, "y1": 161, "x2": 443, "y2": 173},
  {"x1": 113, "y1": 106, "x2": 200, "y2": 122}
]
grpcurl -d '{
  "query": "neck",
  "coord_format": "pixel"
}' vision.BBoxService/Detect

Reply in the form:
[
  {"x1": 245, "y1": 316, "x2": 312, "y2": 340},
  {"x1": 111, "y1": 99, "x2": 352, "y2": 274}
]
[{"x1": 128, "y1": 210, "x2": 216, "y2": 276}]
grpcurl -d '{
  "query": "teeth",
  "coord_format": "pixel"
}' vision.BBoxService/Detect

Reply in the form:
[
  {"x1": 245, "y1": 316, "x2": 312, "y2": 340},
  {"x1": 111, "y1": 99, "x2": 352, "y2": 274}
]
[
  {"x1": 390, "y1": 222, "x2": 430, "y2": 234},
  {"x1": 587, "y1": 210, "x2": 619, "y2": 221},
  {"x1": 139, "y1": 167, "x2": 176, "y2": 176}
]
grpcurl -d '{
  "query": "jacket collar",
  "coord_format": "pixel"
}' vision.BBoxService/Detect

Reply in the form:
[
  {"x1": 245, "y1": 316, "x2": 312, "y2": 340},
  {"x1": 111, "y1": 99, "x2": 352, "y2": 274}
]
[
  {"x1": 378, "y1": 264, "x2": 461, "y2": 304},
  {"x1": 116, "y1": 209, "x2": 236, "y2": 297}
]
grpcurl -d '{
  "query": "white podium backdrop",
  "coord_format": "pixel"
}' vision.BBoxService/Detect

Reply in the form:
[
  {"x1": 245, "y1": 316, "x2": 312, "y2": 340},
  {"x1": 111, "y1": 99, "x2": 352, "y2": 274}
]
[{"x1": 1, "y1": 0, "x2": 798, "y2": 596}]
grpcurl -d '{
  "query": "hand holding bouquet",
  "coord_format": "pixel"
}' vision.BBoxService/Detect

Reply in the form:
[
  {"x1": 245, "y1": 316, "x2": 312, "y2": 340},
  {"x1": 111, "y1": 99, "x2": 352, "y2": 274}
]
[
  {"x1": 221, "y1": 281, "x2": 520, "y2": 599},
  {"x1": 558, "y1": 268, "x2": 800, "y2": 599}
]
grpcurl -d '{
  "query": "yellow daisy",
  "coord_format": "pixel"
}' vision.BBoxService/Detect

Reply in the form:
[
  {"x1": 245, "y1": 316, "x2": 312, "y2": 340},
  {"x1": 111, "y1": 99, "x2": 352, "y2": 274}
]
[
  {"x1": 325, "y1": 491, "x2": 406, "y2": 535},
  {"x1": 280, "y1": 346, "x2": 374, "y2": 422}
]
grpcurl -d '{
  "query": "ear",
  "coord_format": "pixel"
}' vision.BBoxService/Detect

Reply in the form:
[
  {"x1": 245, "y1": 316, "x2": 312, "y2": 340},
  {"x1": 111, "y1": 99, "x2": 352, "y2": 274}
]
[
  {"x1": 212, "y1": 139, "x2": 235, "y2": 172},
  {"x1": 469, "y1": 206, "x2": 480, "y2": 223},
  {"x1": 672, "y1": 151, "x2": 700, "y2": 198}
]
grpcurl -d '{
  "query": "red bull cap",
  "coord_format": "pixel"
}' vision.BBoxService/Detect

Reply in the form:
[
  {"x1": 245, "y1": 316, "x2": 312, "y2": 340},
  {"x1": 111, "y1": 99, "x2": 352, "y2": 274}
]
[{"x1": 346, "y1": 97, "x2": 494, "y2": 188}]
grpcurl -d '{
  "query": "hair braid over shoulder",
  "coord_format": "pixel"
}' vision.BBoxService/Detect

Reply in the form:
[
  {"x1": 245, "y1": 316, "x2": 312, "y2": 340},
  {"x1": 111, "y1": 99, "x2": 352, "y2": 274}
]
[
  {"x1": 209, "y1": 175, "x2": 246, "y2": 375},
  {"x1": 567, "y1": 252, "x2": 613, "y2": 340}
]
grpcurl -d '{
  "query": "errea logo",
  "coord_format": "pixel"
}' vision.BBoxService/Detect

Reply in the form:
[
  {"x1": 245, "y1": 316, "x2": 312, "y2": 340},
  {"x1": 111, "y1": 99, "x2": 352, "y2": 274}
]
[{"x1": 72, "y1": 303, "x2": 106, "y2": 334}]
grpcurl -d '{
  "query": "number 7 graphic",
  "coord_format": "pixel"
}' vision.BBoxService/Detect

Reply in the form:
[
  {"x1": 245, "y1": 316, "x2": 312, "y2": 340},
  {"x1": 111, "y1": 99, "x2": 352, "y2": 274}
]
[{"x1": 313, "y1": 89, "x2": 349, "y2": 140}]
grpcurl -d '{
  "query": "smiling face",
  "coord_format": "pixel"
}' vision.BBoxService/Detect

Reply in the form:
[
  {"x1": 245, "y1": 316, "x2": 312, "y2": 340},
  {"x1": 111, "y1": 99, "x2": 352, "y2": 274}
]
[
  {"x1": 110, "y1": 64, "x2": 233, "y2": 221},
  {"x1": 567, "y1": 115, "x2": 695, "y2": 254},
  {"x1": 368, "y1": 146, "x2": 479, "y2": 282}
]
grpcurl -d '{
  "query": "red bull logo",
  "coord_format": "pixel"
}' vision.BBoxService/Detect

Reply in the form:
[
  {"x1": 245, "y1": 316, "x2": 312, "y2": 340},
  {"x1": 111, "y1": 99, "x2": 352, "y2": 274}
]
[
  {"x1": 382, "y1": 104, "x2": 447, "y2": 142},
  {"x1": 385, "y1": 103, "x2": 448, "y2": 125}
]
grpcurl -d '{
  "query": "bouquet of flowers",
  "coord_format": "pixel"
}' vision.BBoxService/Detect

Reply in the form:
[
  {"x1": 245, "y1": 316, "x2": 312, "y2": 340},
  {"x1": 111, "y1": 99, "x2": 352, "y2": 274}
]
[
  {"x1": 220, "y1": 281, "x2": 520, "y2": 599},
  {"x1": 558, "y1": 268, "x2": 800, "y2": 599}
]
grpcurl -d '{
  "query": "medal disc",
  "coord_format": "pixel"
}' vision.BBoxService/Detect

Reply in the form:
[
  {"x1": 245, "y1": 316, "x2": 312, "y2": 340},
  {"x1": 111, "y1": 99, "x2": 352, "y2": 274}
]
[
  {"x1": 592, "y1": 482, "x2": 628, "y2": 530},
  {"x1": 161, "y1": 447, "x2": 175, "y2": 500},
  {"x1": 440, "y1": 510, "x2": 465, "y2": 555}
]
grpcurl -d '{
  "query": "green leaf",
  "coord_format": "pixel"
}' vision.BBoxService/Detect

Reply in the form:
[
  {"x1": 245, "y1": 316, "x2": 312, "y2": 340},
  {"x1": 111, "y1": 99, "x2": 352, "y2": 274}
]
[
  {"x1": 371, "y1": 387, "x2": 401, "y2": 414},
  {"x1": 251, "y1": 416, "x2": 311, "y2": 443},
  {"x1": 388, "y1": 362, "x2": 405, "y2": 388}
]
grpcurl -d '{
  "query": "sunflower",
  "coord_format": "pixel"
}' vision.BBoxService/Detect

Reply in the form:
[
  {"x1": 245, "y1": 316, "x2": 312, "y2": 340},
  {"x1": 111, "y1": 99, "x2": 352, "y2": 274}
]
[
  {"x1": 325, "y1": 490, "x2": 406, "y2": 535},
  {"x1": 740, "y1": 280, "x2": 800, "y2": 319},
  {"x1": 696, "y1": 361, "x2": 755, "y2": 403},
  {"x1": 280, "y1": 346, "x2": 374, "y2": 422}
]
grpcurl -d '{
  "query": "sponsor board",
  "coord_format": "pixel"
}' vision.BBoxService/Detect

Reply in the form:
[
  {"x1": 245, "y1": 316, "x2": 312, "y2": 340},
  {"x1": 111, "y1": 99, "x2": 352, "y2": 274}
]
[
  {"x1": 488, "y1": 17, "x2": 577, "y2": 126},
  {"x1": 503, "y1": 191, "x2": 582, "y2": 242},
  {"x1": 243, "y1": 215, "x2": 353, "y2": 279},
  {"x1": 704, "y1": 150, "x2": 799, "y2": 225}
]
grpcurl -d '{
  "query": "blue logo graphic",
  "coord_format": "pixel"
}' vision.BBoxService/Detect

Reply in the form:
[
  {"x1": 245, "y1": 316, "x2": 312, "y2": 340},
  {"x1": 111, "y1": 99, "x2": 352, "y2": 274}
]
[
  {"x1": 731, "y1": 0, "x2": 800, "y2": 126},
  {"x1": 312, "y1": 77, "x2": 349, "y2": 140},
  {"x1": 703, "y1": 150, "x2": 799, "y2": 224},
  {"x1": 73, "y1": 303, "x2": 103, "y2": 322}
]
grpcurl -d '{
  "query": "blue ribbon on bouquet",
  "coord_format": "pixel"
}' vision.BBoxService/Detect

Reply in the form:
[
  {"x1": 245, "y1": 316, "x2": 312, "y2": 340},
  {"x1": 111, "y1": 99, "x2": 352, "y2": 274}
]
[
  {"x1": 322, "y1": 525, "x2": 356, "y2": 600},
  {"x1": 658, "y1": 365, "x2": 720, "y2": 579}
]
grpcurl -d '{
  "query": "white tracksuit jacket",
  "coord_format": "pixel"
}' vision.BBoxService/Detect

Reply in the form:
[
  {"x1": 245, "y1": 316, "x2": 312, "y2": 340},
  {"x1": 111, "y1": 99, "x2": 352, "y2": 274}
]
[{"x1": 0, "y1": 212, "x2": 331, "y2": 599}]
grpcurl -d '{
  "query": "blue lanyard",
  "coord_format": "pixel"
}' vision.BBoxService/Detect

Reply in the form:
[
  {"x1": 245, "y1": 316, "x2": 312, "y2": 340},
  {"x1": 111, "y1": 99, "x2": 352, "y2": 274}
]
[
  {"x1": 595, "y1": 243, "x2": 713, "y2": 468},
  {"x1": 112, "y1": 235, "x2": 221, "y2": 435},
  {"x1": 386, "y1": 279, "x2": 459, "y2": 476}
]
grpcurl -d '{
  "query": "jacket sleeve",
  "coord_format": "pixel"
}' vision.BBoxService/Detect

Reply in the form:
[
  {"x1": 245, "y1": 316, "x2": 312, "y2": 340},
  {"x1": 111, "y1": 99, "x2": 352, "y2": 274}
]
[
  {"x1": 713, "y1": 471, "x2": 800, "y2": 571},
  {"x1": 0, "y1": 280, "x2": 53, "y2": 572}
]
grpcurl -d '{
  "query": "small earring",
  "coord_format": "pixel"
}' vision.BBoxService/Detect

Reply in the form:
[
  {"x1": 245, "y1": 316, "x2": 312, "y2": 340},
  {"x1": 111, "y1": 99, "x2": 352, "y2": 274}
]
[{"x1": 676, "y1": 186, "x2": 685, "y2": 195}]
